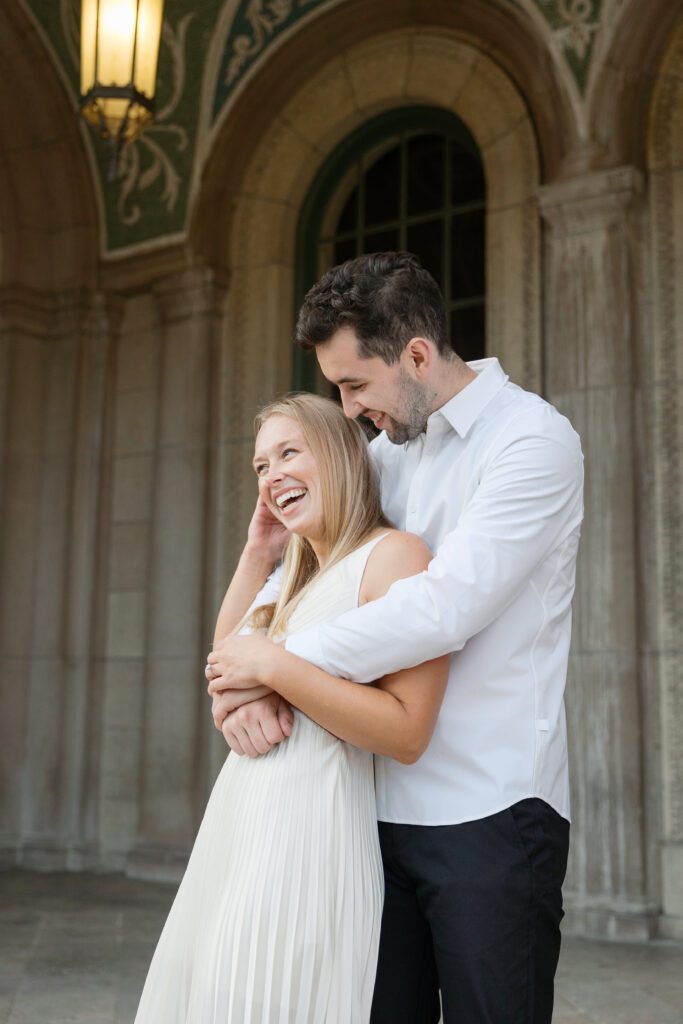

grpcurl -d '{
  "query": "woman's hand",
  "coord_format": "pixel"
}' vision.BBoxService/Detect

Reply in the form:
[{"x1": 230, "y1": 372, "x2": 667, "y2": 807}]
[
  {"x1": 207, "y1": 633, "x2": 283, "y2": 693},
  {"x1": 245, "y1": 496, "x2": 289, "y2": 567}
]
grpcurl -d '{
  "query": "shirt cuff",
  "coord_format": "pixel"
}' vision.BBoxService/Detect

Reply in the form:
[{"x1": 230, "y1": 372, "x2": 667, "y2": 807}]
[{"x1": 284, "y1": 627, "x2": 328, "y2": 672}]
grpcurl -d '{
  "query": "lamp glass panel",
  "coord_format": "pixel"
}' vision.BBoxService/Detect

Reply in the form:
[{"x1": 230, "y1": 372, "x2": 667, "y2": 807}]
[
  {"x1": 80, "y1": 0, "x2": 98, "y2": 93},
  {"x1": 134, "y1": 0, "x2": 164, "y2": 98},
  {"x1": 96, "y1": 0, "x2": 138, "y2": 86}
]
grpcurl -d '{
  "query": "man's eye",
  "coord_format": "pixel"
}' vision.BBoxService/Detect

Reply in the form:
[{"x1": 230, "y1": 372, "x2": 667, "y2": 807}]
[{"x1": 350, "y1": 383, "x2": 366, "y2": 392}]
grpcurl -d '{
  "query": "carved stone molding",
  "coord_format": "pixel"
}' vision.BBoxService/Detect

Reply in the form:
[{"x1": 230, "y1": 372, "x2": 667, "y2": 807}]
[
  {"x1": 152, "y1": 266, "x2": 229, "y2": 323},
  {"x1": 538, "y1": 165, "x2": 645, "y2": 233}
]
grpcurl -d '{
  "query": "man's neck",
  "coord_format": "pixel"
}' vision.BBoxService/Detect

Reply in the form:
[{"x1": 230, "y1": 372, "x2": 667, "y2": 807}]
[{"x1": 428, "y1": 357, "x2": 478, "y2": 415}]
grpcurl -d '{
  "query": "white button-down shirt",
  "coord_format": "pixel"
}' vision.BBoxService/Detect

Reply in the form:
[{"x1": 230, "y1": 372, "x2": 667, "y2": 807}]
[{"x1": 284, "y1": 358, "x2": 584, "y2": 825}]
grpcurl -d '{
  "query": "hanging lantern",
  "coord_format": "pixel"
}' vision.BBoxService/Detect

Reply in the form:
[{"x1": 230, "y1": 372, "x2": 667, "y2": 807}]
[{"x1": 79, "y1": 0, "x2": 165, "y2": 171}]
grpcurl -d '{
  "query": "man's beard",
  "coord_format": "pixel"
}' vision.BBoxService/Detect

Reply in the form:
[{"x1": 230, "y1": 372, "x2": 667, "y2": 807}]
[{"x1": 384, "y1": 369, "x2": 434, "y2": 445}]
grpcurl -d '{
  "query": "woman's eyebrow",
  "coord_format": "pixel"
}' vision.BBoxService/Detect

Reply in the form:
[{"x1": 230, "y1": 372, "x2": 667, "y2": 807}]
[{"x1": 252, "y1": 439, "x2": 299, "y2": 466}]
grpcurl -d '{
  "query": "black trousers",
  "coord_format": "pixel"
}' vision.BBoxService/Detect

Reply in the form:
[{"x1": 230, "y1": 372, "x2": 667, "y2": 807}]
[{"x1": 370, "y1": 798, "x2": 570, "y2": 1024}]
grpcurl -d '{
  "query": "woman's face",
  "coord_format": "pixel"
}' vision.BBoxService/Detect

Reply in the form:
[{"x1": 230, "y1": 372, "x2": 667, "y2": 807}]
[{"x1": 253, "y1": 414, "x2": 324, "y2": 544}]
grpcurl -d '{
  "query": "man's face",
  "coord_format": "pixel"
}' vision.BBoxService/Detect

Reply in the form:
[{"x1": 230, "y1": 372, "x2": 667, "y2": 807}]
[{"x1": 316, "y1": 327, "x2": 433, "y2": 444}]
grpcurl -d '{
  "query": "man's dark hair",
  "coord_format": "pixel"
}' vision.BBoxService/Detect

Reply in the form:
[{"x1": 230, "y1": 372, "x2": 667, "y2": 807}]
[{"x1": 295, "y1": 252, "x2": 450, "y2": 364}]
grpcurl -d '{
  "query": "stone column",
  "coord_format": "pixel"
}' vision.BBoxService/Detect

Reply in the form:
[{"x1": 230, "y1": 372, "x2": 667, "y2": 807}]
[
  {"x1": 0, "y1": 286, "x2": 116, "y2": 870},
  {"x1": 538, "y1": 167, "x2": 655, "y2": 939},
  {"x1": 127, "y1": 267, "x2": 226, "y2": 880}
]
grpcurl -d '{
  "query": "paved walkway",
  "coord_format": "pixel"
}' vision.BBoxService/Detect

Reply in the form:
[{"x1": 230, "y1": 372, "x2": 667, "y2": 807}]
[{"x1": 0, "y1": 871, "x2": 681, "y2": 1023}]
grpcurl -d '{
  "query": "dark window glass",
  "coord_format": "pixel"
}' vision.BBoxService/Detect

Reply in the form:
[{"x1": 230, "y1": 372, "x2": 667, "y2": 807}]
[
  {"x1": 318, "y1": 123, "x2": 486, "y2": 367},
  {"x1": 406, "y1": 219, "x2": 443, "y2": 287},
  {"x1": 407, "y1": 134, "x2": 445, "y2": 216},
  {"x1": 450, "y1": 305, "x2": 485, "y2": 362},
  {"x1": 364, "y1": 227, "x2": 400, "y2": 254},
  {"x1": 450, "y1": 138, "x2": 486, "y2": 206},
  {"x1": 337, "y1": 190, "x2": 357, "y2": 233},
  {"x1": 364, "y1": 147, "x2": 400, "y2": 226},
  {"x1": 334, "y1": 237, "x2": 357, "y2": 264},
  {"x1": 451, "y1": 209, "x2": 485, "y2": 300}
]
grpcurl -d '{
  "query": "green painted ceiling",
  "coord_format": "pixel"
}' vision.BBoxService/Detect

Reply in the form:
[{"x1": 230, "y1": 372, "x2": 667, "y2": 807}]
[{"x1": 25, "y1": 0, "x2": 603, "y2": 255}]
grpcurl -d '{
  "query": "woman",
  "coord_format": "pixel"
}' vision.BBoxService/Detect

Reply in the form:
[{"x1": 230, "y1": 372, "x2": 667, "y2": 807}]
[{"x1": 134, "y1": 394, "x2": 449, "y2": 1024}]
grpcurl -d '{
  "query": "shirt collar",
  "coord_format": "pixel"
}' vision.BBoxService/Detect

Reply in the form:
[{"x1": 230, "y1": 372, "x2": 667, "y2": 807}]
[{"x1": 430, "y1": 358, "x2": 509, "y2": 438}]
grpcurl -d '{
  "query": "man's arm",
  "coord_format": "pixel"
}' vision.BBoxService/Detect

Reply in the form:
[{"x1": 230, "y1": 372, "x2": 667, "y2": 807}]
[{"x1": 286, "y1": 424, "x2": 583, "y2": 682}]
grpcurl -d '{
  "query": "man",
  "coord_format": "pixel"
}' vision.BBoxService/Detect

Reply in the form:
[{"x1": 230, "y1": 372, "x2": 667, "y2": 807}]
[{"x1": 208, "y1": 252, "x2": 583, "y2": 1023}]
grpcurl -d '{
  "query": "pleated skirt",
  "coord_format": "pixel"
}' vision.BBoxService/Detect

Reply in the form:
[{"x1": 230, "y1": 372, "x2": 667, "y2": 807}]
[{"x1": 134, "y1": 711, "x2": 384, "y2": 1023}]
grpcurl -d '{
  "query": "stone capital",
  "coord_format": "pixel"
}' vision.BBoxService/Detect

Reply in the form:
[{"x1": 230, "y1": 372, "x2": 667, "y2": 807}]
[
  {"x1": 153, "y1": 266, "x2": 228, "y2": 323},
  {"x1": 538, "y1": 166, "x2": 645, "y2": 234}
]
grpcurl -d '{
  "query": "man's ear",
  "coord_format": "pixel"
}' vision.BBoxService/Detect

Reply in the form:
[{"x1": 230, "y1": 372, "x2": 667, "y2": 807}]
[{"x1": 404, "y1": 337, "x2": 433, "y2": 376}]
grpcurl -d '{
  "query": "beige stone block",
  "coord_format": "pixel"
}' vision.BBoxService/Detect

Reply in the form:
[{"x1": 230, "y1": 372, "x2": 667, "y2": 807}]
[
  {"x1": 147, "y1": 447, "x2": 206, "y2": 656},
  {"x1": 455, "y1": 54, "x2": 527, "y2": 150},
  {"x1": 102, "y1": 658, "x2": 145, "y2": 730},
  {"x1": 650, "y1": 169, "x2": 683, "y2": 384},
  {"x1": 648, "y1": 67, "x2": 683, "y2": 173},
  {"x1": 663, "y1": 842, "x2": 683, "y2": 916},
  {"x1": 484, "y1": 117, "x2": 538, "y2": 210},
  {"x1": 0, "y1": 455, "x2": 42, "y2": 655},
  {"x1": 105, "y1": 590, "x2": 146, "y2": 659},
  {"x1": 229, "y1": 196, "x2": 295, "y2": 270},
  {"x1": 109, "y1": 521, "x2": 150, "y2": 591},
  {"x1": 486, "y1": 203, "x2": 541, "y2": 392},
  {"x1": 282, "y1": 57, "x2": 359, "y2": 151},
  {"x1": 564, "y1": 649, "x2": 646, "y2": 903},
  {"x1": 661, "y1": 655, "x2": 683, "y2": 840},
  {"x1": 99, "y1": 796, "x2": 138, "y2": 857},
  {"x1": 344, "y1": 32, "x2": 412, "y2": 113},
  {"x1": 116, "y1": 325, "x2": 160, "y2": 393},
  {"x1": 552, "y1": 387, "x2": 638, "y2": 653},
  {"x1": 114, "y1": 388, "x2": 156, "y2": 457},
  {"x1": 157, "y1": 329, "x2": 210, "y2": 448},
  {"x1": 111, "y1": 455, "x2": 154, "y2": 522},
  {"x1": 100, "y1": 725, "x2": 142, "y2": 801},
  {"x1": 405, "y1": 32, "x2": 477, "y2": 107},
  {"x1": 246, "y1": 118, "x2": 316, "y2": 206}
]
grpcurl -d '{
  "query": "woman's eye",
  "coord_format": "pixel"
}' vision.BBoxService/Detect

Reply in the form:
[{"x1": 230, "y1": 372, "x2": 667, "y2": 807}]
[
  {"x1": 282, "y1": 448, "x2": 297, "y2": 458},
  {"x1": 255, "y1": 464, "x2": 267, "y2": 476}
]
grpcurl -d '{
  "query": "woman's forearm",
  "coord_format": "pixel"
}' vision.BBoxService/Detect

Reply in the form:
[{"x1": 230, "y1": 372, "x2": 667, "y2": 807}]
[
  {"x1": 213, "y1": 546, "x2": 275, "y2": 645},
  {"x1": 260, "y1": 648, "x2": 426, "y2": 764}
]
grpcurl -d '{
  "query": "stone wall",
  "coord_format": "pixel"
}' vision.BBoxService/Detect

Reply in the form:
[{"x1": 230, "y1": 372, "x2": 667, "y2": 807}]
[{"x1": 0, "y1": 0, "x2": 681, "y2": 941}]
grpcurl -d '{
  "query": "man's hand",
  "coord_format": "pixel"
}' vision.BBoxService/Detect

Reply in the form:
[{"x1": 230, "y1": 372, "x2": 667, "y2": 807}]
[
  {"x1": 210, "y1": 685, "x2": 273, "y2": 730},
  {"x1": 220, "y1": 693, "x2": 294, "y2": 757}
]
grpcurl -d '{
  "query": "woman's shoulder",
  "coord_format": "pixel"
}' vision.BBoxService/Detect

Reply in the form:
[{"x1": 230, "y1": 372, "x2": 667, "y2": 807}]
[{"x1": 359, "y1": 529, "x2": 431, "y2": 604}]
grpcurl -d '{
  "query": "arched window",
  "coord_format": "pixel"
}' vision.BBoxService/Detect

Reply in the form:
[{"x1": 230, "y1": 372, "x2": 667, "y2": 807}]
[{"x1": 295, "y1": 107, "x2": 486, "y2": 391}]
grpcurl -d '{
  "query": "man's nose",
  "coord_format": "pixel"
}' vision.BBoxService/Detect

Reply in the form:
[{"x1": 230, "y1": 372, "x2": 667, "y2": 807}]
[{"x1": 340, "y1": 391, "x2": 362, "y2": 419}]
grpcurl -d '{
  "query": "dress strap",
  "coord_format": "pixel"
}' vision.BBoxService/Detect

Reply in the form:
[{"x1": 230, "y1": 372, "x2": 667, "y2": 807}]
[{"x1": 351, "y1": 532, "x2": 391, "y2": 607}]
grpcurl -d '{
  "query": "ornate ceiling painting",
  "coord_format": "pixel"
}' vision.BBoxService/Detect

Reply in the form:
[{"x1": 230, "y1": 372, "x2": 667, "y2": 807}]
[{"x1": 23, "y1": 0, "x2": 605, "y2": 255}]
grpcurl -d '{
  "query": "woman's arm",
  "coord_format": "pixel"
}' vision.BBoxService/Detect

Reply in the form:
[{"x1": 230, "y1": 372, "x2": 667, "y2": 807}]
[
  {"x1": 212, "y1": 497, "x2": 288, "y2": 645},
  {"x1": 209, "y1": 533, "x2": 450, "y2": 763}
]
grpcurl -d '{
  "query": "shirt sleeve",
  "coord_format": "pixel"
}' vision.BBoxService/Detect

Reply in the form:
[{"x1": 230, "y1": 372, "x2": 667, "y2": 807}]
[
  {"x1": 237, "y1": 565, "x2": 283, "y2": 635},
  {"x1": 284, "y1": 419, "x2": 584, "y2": 681}
]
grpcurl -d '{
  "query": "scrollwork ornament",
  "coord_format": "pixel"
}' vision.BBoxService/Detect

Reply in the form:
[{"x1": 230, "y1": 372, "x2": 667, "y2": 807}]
[{"x1": 540, "y1": 0, "x2": 600, "y2": 61}]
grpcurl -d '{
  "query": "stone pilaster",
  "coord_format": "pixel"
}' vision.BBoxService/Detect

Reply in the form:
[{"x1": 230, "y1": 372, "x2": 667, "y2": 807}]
[
  {"x1": 539, "y1": 167, "x2": 656, "y2": 938},
  {"x1": 0, "y1": 286, "x2": 118, "y2": 870},
  {"x1": 126, "y1": 266, "x2": 226, "y2": 881}
]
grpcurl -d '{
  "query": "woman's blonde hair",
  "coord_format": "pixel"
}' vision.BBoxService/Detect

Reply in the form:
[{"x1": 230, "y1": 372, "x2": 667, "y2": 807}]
[{"x1": 251, "y1": 393, "x2": 389, "y2": 637}]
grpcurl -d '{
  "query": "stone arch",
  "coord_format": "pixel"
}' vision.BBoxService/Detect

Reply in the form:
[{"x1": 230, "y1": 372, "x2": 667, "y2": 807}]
[
  {"x1": 191, "y1": 18, "x2": 559, "y2": 593},
  {"x1": 0, "y1": 3, "x2": 99, "y2": 289},
  {"x1": 588, "y1": 0, "x2": 682, "y2": 173},
  {"x1": 643, "y1": 14, "x2": 683, "y2": 938}
]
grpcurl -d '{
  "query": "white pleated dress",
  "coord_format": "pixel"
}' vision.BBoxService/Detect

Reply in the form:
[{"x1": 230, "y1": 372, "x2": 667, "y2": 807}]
[{"x1": 134, "y1": 536, "x2": 386, "y2": 1024}]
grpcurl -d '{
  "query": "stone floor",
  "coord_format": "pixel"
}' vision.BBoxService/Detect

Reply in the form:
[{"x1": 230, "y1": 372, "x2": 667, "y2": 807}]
[{"x1": 0, "y1": 870, "x2": 681, "y2": 1023}]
